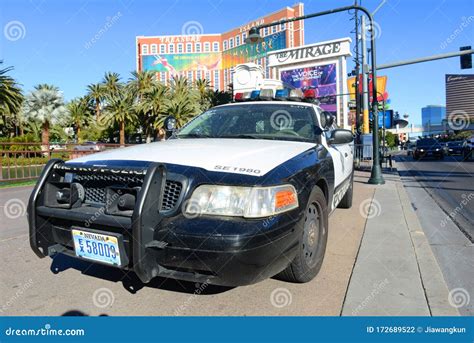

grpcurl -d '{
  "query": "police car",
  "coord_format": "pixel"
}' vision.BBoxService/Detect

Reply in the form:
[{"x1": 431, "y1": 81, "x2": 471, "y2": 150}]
[{"x1": 28, "y1": 88, "x2": 354, "y2": 286}]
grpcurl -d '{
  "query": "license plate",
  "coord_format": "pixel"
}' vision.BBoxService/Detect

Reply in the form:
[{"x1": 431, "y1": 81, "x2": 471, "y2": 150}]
[{"x1": 72, "y1": 229, "x2": 121, "y2": 266}]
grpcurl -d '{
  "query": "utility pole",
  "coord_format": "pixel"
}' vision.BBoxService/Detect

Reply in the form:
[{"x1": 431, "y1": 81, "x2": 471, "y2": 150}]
[
  {"x1": 353, "y1": 0, "x2": 361, "y2": 138},
  {"x1": 361, "y1": 15, "x2": 370, "y2": 134}
]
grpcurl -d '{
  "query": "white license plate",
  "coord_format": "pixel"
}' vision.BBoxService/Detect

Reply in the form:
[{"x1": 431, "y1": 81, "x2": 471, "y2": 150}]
[{"x1": 72, "y1": 229, "x2": 121, "y2": 266}]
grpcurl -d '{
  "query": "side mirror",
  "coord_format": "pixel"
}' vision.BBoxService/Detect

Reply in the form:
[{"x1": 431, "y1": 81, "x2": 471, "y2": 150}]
[
  {"x1": 328, "y1": 129, "x2": 354, "y2": 145},
  {"x1": 319, "y1": 111, "x2": 335, "y2": 129},
  {"x1": 164, "y1": 115, "x2": 177, "y2": 139}
]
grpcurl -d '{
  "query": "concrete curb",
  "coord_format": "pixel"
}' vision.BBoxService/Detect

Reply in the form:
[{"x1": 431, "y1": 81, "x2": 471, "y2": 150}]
[{"x1": 393, "y1": 160, "x2": 459, "y2": 316}]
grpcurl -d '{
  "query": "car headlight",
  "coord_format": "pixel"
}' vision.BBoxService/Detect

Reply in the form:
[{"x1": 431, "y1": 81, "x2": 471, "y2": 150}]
[
  {"x1": 419, "y1": 149, "x2": 424, "y2": 152},
  {"x1": 185, "y1": 184, "x2": 299, "y2": 218},
  {"x1": 435, "y1": 148, "x2": 440, "y2": 151}
]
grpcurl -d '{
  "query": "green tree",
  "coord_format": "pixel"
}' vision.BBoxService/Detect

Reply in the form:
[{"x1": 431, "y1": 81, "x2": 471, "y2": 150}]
[
  {"x1": 102, "y1": 92, "x2": 137, "y2": 145},
  {"x1": 102, "y1": 72, "x2": 122, "y2": 98},
  {"x1": 0, "y1": 61, "x2": 23, "y2": 136},
  {"x1": 86, "y1": 83, "x2": 105, "y2": 121},
  {"x1": 137, "y1": 84, "x2": 170, "y2": 141},
  {"x1": 194, "y1": 78, "x2": 212, "y2": 111},
  {"x1": 167, "y1": 76, "x2": 200, "y2": 127},
  {"x1": 24, "y1": 84, "x2": 66, "y2": 146},
  {"x1": 67, "y1": 96, "x2": 91, "y2": 141}
]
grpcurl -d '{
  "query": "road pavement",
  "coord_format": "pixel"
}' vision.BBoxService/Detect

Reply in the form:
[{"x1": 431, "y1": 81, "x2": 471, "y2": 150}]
[
  {"x1": 397, "y1": 153, "x2": 474, "y2": 241},
  {"x1": 396, "y1": 154, "x2": 473, "y2": 316}
]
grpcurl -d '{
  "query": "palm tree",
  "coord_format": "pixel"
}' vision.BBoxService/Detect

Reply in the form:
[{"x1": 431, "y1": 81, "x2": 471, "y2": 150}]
[
  {"x1": 67, "y1": 96, "x2": 90, "y2": 141},
  {"x1": 24, "y1": 84, "x2": 66, "y2": 146},
  {"x1": 0, "y1": 61, "x2": 23, "y2": 134},
  {"x1": 167, "y1": 76, "x2": 201, "y2": 128},
  {"x1": 86, "y1": 83, "x2": 105, "y2": 121},
  {"x1": 102, "y1": 92, "x2": 136, "y2": 145},
  {"x1": 102, "y1": 72, "x2": 122, "y2": 98},
  {"x1": 137, "y1": 84, "x2": 170, "y2": 141},
  {"x1": 194, "y1": 78, "x2": 212, "y2": 111},
  {"x1": 127, "y1": 70, "x2": 156, "y2": 98}
]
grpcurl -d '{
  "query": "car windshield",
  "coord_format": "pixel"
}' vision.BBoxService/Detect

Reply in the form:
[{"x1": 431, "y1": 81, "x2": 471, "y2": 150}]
[
  {"x1": 447, "y1": 141, "x2": 462, "y2": 146},
  {"x1": 417, "y1": 139, "x2": 439, "y2": 146},
  {"x1": 176, "y1": 104, "x2": 318, "y2": 142}
]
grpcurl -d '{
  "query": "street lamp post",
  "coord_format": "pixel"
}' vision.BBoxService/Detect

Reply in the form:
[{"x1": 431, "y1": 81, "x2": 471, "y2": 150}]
[{"x1": 246, "y1": 5, "x2": 385, "y2": 185}]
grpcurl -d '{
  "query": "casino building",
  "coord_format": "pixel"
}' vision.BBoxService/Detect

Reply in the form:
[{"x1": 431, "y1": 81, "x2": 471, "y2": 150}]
[{"x1": 136, "y1": 3, "x2": 304, "y2": 91}]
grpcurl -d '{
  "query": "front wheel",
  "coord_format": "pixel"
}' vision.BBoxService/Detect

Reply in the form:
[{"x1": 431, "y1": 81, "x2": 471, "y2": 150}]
[{"x1": 278, "y1": 186, "x2": 328, "y2": 283}]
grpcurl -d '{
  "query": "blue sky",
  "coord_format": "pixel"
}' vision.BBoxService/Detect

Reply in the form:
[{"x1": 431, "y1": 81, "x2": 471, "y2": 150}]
[{"x1": 1, "y1": 0, "x2": 473, "y2": 124}]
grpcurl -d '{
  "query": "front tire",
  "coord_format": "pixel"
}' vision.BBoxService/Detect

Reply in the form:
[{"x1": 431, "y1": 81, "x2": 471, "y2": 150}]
[{"x1": 278, "y1": 186, "x2": 328, "y2": 283}]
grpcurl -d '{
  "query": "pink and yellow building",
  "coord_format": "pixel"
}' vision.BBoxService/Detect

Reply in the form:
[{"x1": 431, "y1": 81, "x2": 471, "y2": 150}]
[{"x1": 136, "y1": 3, "x2": 305, "y2": 91}]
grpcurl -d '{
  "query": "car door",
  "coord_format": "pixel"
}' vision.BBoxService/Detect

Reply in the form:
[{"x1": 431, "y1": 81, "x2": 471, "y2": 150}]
[{"x1": 323, "y1": 122, "x2": 353, "y2": 188}]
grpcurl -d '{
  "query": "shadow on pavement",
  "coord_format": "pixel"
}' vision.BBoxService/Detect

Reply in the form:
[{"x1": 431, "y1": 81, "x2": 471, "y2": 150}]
[
  {"x1": 50, "y1": 253, "x2": 233, "y2": 296},
  {"x1": 62, "y1": 310, "x2": 108, "y2": 316}
]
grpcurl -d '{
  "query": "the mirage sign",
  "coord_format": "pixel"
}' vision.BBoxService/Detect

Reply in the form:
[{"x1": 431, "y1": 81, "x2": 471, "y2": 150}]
[{"x1": 268, "y1": 38, "x2": 351, "y2": 66}]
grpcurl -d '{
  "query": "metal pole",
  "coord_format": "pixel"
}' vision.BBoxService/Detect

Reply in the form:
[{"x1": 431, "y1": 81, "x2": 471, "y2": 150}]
[
  {"x1": 361, "y1": 16, "x2": 370, "y2": 134},
  {"x1": 376, "y1": 49, "x2": 474, "y2": 70},
  {"x1": 253, "y1": 4, "x2": 384, "y2": 184}
]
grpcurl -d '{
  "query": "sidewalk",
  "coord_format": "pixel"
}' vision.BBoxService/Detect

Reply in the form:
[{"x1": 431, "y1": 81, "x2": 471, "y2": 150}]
[{"x1": 342, "y1": 168, "x2": 459, "y2": 316}]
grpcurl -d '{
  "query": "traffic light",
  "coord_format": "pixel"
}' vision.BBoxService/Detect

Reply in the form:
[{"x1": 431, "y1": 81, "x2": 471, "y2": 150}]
[{"x1": 460, "y1": 46, "x2": 472, "y2": 69}]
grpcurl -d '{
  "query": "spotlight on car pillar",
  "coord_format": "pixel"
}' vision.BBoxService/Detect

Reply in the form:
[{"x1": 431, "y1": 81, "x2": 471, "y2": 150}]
[
  {"x1": 245, "y1": 27, "x2": 263, "y2": 44},
  {"x1": 164, "y1": 115, "x2": 177, "y2": 139}
]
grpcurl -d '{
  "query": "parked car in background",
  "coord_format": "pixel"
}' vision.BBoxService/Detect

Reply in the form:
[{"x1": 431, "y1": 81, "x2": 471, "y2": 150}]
[
  {"x1": 406, "y1": 142, "x2": 416, "y2": 156},
  {"x1": 72, "y1": 141, "x2": 102, "y2": 152},
  {"x1": 463, "y1": 135, "x2": 474, "y2": 161},
  {"x1": 445, "y1": 141, "x2": 464, "y2": 156},
  {"x1": 413, "y1": 138, "x2": 444, "y2": 160}
]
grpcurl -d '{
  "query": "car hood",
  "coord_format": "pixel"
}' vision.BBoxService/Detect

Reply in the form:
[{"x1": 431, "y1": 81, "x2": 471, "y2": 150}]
[{"x1": 67, "y1": 138, "x2": 316, "y2": 177}]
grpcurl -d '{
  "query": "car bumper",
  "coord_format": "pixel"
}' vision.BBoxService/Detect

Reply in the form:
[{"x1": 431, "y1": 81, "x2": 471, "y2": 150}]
[
  {"x1": 414, "y1": 150, "x2": 443, "y2": 158},
  {"x1": 28, "y1": 160, "x2": 302, "y2": 286}
]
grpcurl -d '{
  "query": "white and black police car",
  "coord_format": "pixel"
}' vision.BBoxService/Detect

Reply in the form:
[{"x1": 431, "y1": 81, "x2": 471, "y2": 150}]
[{"x1": 28, "y1": 88, "x2": 354, "y2": 286}]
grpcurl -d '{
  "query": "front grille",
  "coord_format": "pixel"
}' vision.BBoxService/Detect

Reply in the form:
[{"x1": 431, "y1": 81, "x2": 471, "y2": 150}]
[
  {"x1": 69, "y1": 170, "x2": 181, "y2": 211},
  {"x1": 162, "y1": 180, "x2": 183, "y2": 211}
]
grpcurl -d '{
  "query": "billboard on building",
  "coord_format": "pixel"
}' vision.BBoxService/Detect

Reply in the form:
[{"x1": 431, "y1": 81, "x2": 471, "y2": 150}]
[
  {"x1": 280, "y1": 63, "x2": 337, "y2": 114},
  {"x1": 222, "y1": 32, "x2": 286, "y2": 69},
  {"x1": 142, "y1": 53, "x2": 221, "y2": 73}
]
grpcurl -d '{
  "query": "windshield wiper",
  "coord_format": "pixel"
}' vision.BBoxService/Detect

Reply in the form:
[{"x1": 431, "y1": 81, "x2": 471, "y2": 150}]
[
  {"x1": 177, "y1": 133, "x2": 214, "y2": 138},
  {"x1": 217, "y1": 134, "x2": 260, "y2": 139}
]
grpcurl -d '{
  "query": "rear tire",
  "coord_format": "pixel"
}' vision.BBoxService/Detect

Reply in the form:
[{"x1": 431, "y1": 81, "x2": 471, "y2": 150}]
[
  {"x1": 338, "y1": 174, "x2": 353, "y2": 209},
  {"x1": 278, "y1": 186, "x2": 328, "y2": 283}
]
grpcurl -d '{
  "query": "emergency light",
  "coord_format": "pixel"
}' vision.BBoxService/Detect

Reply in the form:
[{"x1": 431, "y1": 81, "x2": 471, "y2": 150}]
[{"x1": 233, "y1": 88, "x2": 318, "y2": 102}]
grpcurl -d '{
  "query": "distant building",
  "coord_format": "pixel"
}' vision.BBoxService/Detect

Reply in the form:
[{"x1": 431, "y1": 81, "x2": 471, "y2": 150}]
[
  {"x1": 136, "y1": 3, "x2": 305, "y2": 91},
  {"x1": 445, "y1": 74, "x2": 474, "y2": 129},
  {"x1": 421, "y1": 105, "x2": 446, "y2": 128}
]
